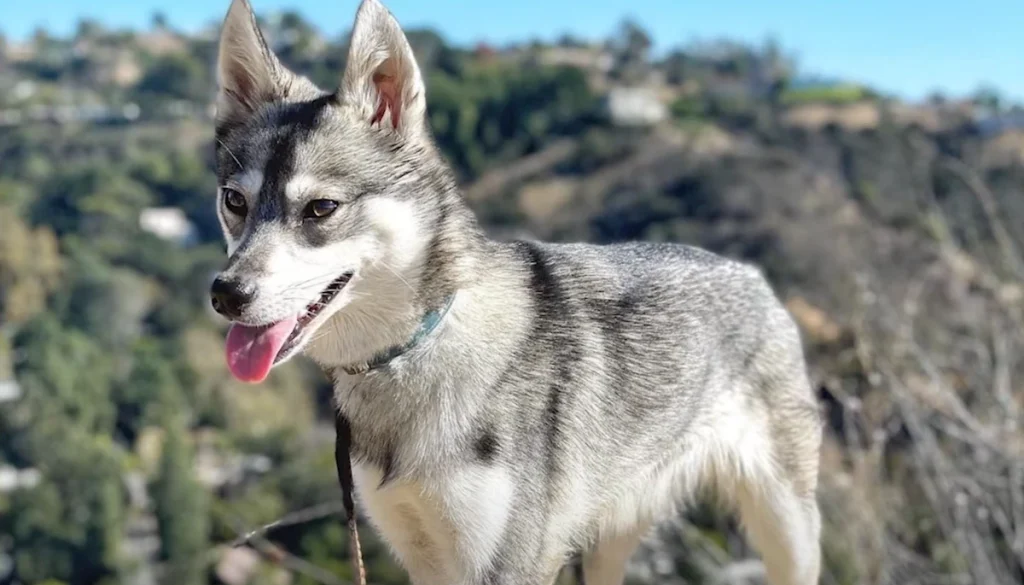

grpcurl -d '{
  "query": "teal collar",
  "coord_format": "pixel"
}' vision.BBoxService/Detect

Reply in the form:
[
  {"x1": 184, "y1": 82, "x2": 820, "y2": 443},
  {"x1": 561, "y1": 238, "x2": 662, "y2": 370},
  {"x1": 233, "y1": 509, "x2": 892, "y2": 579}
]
[{"x1": 340, "y1": 294, "x2": 456, "y2": 375}]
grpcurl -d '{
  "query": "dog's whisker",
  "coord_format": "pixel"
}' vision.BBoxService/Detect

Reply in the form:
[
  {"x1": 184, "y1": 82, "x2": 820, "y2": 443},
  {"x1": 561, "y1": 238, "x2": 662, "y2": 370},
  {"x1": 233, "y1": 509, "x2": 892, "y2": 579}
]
[
  {"x1": 371, "y1": 258, "x2": 416, "y2": 295},
  {"x1": 216, "y1": 138, "x2": 244, "y2": 172}
]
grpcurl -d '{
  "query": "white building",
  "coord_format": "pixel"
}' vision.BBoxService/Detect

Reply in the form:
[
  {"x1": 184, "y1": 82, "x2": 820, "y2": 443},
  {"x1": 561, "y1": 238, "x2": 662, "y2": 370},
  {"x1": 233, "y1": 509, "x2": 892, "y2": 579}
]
[
  {"x1": 0, "y1": 379, "x2": 21, "y2": 403},
  {"x1": 139, "y1": 207, "x2": 198, "y2": 246},
  {"x1": 605, "y1": 86, "x2": 669, "y2": 127},
  {"x1": 0, "y1": 465, "x2": 41, "y2": 493}
]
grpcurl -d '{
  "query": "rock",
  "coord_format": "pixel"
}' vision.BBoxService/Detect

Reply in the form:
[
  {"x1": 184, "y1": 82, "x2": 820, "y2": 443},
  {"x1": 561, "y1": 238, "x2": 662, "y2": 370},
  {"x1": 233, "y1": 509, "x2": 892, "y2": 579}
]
[
  {"x1": 785, "y1": 296, "x2": 843, "y2": 344},
  {"x1": 215, "y1": 546, "x2": 261, "y2": 585}
]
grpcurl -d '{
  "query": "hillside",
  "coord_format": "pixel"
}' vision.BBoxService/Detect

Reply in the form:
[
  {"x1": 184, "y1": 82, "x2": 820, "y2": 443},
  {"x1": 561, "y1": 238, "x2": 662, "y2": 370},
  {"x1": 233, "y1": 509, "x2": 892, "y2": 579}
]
[{"x1": 1, "y1": 13, "x2": 1023, "y2": 585}]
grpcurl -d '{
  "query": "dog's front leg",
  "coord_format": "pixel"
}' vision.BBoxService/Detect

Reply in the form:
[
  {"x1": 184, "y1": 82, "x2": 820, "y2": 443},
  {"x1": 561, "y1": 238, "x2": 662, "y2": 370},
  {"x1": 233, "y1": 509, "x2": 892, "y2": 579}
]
[{"x1": 354, "y1": 461, "x2": 521, "y2": 584}]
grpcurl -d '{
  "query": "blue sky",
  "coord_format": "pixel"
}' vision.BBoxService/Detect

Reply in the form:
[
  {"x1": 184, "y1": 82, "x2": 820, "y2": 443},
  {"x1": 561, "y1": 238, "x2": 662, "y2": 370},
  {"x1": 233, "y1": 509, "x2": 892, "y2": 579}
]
[{"x1": 3, "y1": 0, "x2": 1022, "y2": 102}]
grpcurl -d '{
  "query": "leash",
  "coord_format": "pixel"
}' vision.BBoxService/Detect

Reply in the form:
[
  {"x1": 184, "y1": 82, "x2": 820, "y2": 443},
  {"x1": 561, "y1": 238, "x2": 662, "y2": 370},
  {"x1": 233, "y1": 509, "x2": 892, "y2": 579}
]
[
  {"x1": 332, "y1": 296, "x2": 455, "y2": 584},
  {"x1": 335, "y1": 412, "x2": 367, "y2": 585}
]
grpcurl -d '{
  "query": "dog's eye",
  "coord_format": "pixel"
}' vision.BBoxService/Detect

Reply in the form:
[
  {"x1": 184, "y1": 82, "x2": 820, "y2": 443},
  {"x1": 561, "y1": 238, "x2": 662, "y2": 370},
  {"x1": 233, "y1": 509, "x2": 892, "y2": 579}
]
[
  {"x1": 222, "y1": 188, "x2": 247, "y2": 216},
  {"x1": 305, "y1": 199, "x2": 339, "y2": 219}
]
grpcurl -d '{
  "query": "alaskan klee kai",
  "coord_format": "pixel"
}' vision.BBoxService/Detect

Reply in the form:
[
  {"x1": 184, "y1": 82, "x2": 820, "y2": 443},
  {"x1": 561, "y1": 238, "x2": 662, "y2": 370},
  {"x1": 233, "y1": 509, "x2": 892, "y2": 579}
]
[{"x1": 209, "y1": 0, "x2": 823, "y2": 583}]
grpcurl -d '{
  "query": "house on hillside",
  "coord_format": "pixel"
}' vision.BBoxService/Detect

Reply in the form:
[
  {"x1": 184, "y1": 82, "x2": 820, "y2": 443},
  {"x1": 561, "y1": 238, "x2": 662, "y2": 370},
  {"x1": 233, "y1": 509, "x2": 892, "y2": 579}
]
[
  {"x1": 139, "y1": 207, "x2": 198, "y2": 246},
  {"x1": 604, "y1": 86, "x2": 669, "y2": 127},
  {"x1": 136, "y1": 29, "x2": 186, "y2": 55},
  {"x1": 0, "y1": 465, "x2": 41, "y2": 492},
  {"x1": 0, "y1": 379, "x2": 21, "y2": 403},
  {"x1": 537, "y1": 45, "x2": 614, "y2": 73},
  {"x1": 97, "y1": 50, "x2": 144, "y2": 87}
]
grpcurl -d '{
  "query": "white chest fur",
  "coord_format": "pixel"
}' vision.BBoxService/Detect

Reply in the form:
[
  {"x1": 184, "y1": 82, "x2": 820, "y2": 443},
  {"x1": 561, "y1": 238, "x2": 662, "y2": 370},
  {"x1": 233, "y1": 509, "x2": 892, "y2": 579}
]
[{"x1": 352, "y1": 460, "x2": 515, "y2": 585}]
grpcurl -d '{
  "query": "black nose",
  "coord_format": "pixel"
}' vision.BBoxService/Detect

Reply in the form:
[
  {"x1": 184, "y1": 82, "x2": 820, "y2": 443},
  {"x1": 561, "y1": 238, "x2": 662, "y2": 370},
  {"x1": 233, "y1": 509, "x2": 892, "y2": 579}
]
[{"x1": 210, "y1": 277, "x2": 253, "y2": 320}]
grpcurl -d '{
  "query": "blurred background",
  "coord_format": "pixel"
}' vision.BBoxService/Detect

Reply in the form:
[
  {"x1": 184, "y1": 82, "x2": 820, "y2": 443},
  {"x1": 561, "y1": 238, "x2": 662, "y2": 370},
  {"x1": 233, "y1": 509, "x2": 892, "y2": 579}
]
[{"x1": 1, "y1": 1, "x2": 1023, "y2": 584}]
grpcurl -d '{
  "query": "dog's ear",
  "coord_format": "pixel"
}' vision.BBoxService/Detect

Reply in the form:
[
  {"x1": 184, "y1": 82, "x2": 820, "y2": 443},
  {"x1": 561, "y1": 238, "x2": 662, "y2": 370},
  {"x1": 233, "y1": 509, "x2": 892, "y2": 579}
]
[
  {"x1": 340, "y1": 0, "x2": 426, "y2": 137},
  {"x1": 216, "y1": 0, "x2": 290, "y2": 124}
]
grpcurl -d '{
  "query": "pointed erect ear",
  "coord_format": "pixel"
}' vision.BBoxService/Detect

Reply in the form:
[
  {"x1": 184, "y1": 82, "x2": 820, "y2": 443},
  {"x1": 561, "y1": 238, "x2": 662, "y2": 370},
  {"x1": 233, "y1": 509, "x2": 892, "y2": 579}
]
[
  {"x1": 216, "y1": 0, "x2": 290, "y2": 123},
  {"x1": 340, "y1": 0, "x2": 426, "y2": 136}
]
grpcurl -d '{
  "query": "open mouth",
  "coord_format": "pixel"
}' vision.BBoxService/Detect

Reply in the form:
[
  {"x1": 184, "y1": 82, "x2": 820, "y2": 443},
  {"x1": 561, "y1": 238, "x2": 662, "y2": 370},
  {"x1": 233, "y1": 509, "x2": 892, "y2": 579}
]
[
  {"x1": 275, "y1": 271, "x2": 354, "y2": 362},
  {"x1": 224, "y1": 271, "x2": 353, "y2": 383}
]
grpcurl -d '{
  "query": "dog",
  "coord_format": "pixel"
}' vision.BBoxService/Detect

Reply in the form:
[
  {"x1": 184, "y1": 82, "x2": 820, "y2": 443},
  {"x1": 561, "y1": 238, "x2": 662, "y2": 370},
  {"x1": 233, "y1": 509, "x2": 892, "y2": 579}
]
[{"x1": 208, "y1": 0, "x2": 824, "y2": 583}]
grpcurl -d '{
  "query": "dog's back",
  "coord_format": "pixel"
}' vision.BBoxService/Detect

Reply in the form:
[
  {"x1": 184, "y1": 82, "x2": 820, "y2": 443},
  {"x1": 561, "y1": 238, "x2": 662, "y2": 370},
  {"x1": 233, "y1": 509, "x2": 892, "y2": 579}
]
[{"x1": 471, "y1": 240, "x2": 822, "y2": 584}]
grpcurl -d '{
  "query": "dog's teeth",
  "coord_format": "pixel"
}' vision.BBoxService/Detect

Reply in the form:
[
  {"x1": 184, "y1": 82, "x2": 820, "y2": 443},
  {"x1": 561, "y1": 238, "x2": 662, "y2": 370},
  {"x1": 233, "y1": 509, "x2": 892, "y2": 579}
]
[{"x1": 297, "y1": 273, "x2": 350, "y2": 331}]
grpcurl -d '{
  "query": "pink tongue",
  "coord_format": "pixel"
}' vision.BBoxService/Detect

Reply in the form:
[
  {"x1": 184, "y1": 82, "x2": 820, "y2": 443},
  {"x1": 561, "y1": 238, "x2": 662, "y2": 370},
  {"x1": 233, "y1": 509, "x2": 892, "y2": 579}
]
[{"x1": 224, "y1": 316, "x2": 299, "y2": 383}]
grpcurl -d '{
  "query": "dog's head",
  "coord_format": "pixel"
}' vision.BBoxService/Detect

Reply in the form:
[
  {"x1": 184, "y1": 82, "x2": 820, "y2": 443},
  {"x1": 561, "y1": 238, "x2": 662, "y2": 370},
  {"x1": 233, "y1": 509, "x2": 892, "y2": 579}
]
[{"x1": 210, "y1": 0, "x2": 459, "y2": 382}]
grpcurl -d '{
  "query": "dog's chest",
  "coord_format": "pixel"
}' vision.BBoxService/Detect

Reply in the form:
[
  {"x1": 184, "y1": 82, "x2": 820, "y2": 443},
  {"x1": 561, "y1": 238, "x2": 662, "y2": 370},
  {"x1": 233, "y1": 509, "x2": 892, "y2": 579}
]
[
  {"x1": 352, "y1": 456, "x2": 514, "y2": 582},
  {"x1": 337, "y1": 374, "x2": 515, "y2": 580}
]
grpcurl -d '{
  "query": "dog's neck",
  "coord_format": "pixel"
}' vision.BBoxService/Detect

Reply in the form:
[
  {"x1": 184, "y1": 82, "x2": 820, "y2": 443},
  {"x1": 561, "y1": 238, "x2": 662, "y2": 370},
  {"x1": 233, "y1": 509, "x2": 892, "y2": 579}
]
[
  {"x1": 305, "y1": 187, "x2": 486, "y2": 371},
  {"x1": 338, "y1": 291, "x2": 456, "y2": 375}
]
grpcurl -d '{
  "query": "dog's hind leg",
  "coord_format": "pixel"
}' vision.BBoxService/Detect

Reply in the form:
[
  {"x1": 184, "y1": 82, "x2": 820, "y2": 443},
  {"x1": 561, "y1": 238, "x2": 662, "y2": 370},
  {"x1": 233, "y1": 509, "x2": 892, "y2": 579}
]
[
  {"x1": 736, "y1": 477, "x2": 821, "y2": 585},
  {"x1": 581, "y1": 524, "x2": 649, "y2": 585},
  {"x1": 735, "y1": 403, "x2": 822, "y2": 585}
]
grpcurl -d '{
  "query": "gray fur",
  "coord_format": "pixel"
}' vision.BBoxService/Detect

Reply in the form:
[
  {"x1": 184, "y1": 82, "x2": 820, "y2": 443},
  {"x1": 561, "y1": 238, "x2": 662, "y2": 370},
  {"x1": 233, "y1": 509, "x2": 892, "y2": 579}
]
[{"x1": 211, "y1": 1, "x2": 824, "y2": 584}]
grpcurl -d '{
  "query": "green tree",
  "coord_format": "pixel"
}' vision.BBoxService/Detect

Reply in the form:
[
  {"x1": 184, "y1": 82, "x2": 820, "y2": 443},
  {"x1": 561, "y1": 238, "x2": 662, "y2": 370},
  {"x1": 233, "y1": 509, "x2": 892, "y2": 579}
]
[
  {"x1": 134, "y1": 53, "x2": 210, "y2": 102},
  {"x1": 973, "y1": 84, "x2": 1003, "y2": 114},
  {"x1": 4, "y1": 427, "x2": 125, "y2": 585},
  {"x1": 663, "y1": 50, "x2": 694, "y2": 85},
  {"x1": 427, "y1": 63, "x2": 597, "y2": 178},
  {"x1": 33, "y1": 165, "x2": 155, "y2": 245},
  {"x1": 14, "y1": 315, "x2": 116, "y2": 436},
  {"x1": 274, "y1": 10, "x2": 320, "y2": 65},
  {"x1": 115, "y1": 340, "x2": 186, "y2": 443},
  {"x1": 151, "y1": 12, "x2": 169, "y2": 31},
  {"x1": 152, "y1": 419, "x2": 209, "y2": 585},
  {"x1": 611, "y1": 19, "x2": 652, "y2": 83},
  {"x1": 74, "y1": 19, "x2": 104, "y2": 42},
  {"x1": 0, "y1": 207, "x2": 62, "y2": 326}
]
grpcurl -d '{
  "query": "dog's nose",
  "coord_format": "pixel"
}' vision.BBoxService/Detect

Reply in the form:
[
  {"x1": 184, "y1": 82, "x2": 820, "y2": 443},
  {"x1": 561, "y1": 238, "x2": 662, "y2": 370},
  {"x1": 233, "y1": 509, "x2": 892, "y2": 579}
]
[{"x1": 210, "y1": 277, "x2": 253, "y2": 320}]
